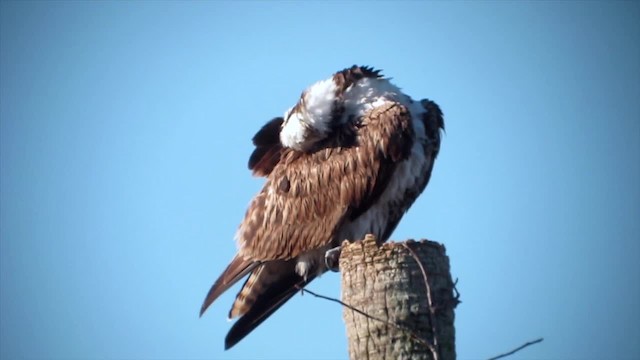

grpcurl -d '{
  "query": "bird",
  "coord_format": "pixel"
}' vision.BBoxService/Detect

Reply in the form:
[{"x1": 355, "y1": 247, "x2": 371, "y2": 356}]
[{"x1": 200, "y1": 65, "x2": 444, "y2": 350}]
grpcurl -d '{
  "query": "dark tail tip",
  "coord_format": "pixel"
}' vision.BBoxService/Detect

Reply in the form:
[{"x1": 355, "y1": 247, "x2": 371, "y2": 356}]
[{"x1": 224, "y1": 335, "x2": 238, "y2": 350}]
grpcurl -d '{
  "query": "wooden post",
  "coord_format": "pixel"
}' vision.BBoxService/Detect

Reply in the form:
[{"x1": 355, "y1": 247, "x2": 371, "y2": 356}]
[{"x1": 340, "y1": 234, "x2": 458, "y2": 360}]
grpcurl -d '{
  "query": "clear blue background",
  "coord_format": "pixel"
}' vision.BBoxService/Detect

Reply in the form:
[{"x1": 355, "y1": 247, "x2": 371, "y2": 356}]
[{"x1": 1, "y1": 1, "x2": 639, "y2": 359}]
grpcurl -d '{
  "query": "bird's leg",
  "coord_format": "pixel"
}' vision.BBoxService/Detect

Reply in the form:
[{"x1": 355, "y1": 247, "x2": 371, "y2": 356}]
[{"x1": 324, "y1": 245, "x2": 342, "y2": 272}]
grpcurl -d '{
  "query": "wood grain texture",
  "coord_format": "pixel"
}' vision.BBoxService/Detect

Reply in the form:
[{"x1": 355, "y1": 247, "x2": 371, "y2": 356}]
[{"x1": 340, "y1": 235, "x2": 457, "y2": 360}]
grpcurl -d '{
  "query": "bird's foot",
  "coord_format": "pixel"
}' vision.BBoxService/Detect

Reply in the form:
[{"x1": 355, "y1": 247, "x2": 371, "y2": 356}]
[{"x1": 324, "y1": 246, "x2": 342, "y2": 272}]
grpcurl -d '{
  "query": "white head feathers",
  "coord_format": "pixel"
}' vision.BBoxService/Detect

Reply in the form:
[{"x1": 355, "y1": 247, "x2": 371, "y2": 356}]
[
  {"x1": 280, "y1": 78, "x2": 338, "y2": 151},
  {"x1": 279, "y1": 66, "x2": 404, "y2": 151}
]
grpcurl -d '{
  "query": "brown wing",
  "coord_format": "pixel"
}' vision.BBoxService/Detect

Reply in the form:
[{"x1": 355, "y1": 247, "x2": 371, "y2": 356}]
[
  {"x1": 199, "y1": 102, "x2": 416, "y2": 343},
  {"x1": 248, "y1": 117, "x2": 284, "y2": 177},
  {"x1": 199, "y1": 255, "x2": 258, "y2": 317},
  {"x1": 237, "y1": 101, "x2": 415, "y2": 261}
]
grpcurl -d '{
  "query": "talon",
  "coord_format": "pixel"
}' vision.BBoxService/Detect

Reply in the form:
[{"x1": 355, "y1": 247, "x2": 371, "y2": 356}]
[{"x1": 324, "y1": 246, "x2": 342, "y2": 272}]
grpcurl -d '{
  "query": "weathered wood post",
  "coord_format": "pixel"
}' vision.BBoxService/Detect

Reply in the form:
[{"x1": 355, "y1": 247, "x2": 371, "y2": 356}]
[{"x1": 340, "y1": 234, "x2": 457, "y2": 360}]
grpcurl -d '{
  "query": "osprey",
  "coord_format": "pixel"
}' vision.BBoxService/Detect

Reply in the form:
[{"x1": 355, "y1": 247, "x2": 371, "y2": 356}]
[{"x1": 200, "y1": 65, "x2": 444, "y2": 349}]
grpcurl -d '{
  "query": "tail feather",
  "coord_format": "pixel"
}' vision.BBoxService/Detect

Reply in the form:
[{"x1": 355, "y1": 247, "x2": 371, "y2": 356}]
[
  {"x1": 228, "y1": 265, "x2": 267, "y2": 318},
  {"x1": 224, "y1": 261, "x2": 316, "y2": 349},
  {"x1": 200, "y1": 255, "x2": 258, "y2": 317}
]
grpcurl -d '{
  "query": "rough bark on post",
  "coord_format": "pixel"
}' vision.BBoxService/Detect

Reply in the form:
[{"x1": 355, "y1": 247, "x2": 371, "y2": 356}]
[{"x1": 340, "y1": 234, "x2": 457, "y2": 360}]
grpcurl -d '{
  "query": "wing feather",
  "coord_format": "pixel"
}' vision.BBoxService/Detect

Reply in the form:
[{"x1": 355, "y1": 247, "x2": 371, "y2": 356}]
[
  {"x1": 237, "y1": 102, "x2": 414, "y2": 261},
  {"x1": 224, "y1": 261, "x2": 313, "y2": 350},
  {"x1": 199, "y1": 255, "x2": 258, "y2": 316},
  {"x1": 248, "y1": 117, "x2": 284, "y2": 177}
]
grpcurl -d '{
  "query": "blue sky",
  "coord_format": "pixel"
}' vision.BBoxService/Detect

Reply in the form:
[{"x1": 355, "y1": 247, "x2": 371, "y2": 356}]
[{"x1": 1, "y1": 1, "x2": 639, "y2": 359}]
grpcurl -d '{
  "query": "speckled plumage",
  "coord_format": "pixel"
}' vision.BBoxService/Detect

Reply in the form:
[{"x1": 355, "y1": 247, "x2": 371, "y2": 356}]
[{"x1": 200, "y1": 65, "x2": 444, "y2": 350}]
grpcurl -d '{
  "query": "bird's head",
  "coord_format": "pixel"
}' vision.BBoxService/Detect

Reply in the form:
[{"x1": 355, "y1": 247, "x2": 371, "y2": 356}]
[
  {"x1": 280, "y1": 77, "x2": 339, "y2": 152},
  {"x1": 279, "y1": 66, "x2": 387, "y2": 152}
]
